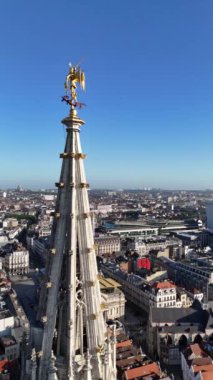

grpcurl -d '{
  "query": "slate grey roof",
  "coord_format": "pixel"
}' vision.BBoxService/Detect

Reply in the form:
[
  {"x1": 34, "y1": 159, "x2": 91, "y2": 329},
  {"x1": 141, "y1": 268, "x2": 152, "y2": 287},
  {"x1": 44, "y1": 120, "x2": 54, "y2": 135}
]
[
  {"x1": 158, "y1": 324, "x2": 203, "y2": 334},
  {"x1": 150, "y1": 307, "x2": 209, "y2": 327}
]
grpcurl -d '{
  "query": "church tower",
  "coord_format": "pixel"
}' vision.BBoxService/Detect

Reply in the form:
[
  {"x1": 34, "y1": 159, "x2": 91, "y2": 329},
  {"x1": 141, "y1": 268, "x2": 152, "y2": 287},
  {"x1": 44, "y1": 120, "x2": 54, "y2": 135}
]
[{"x1": 35, "y1": 65, "x2": 117, "y2": 380}]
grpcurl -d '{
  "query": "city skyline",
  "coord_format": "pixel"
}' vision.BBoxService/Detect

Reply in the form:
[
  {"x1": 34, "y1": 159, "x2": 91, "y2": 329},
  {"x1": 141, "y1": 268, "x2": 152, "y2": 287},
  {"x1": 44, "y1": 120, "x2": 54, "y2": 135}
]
[{"x1": 1, "y1": 0, "x2": 213, "y2": 190}]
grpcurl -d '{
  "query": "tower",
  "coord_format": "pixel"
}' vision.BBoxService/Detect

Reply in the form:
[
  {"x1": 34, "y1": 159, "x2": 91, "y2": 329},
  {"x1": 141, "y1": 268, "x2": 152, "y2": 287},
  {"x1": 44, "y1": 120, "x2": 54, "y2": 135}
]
[{"x1": 35, "y1": 65, "x2": 117, "y2": 380}]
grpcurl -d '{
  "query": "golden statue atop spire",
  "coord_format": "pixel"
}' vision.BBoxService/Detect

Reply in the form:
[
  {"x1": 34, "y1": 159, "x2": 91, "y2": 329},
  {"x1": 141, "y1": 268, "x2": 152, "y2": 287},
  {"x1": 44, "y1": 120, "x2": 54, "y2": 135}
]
[
  {"x1": 64, "y1": 63, "x2": 85, "y2": 105},
  {"x1": 62, "y1": 63, "x2": 86, "y2": 122}
]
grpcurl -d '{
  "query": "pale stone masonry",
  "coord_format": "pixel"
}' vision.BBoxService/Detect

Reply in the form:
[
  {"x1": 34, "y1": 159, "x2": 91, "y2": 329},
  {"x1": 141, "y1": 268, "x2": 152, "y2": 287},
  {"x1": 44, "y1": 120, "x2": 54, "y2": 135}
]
[
  {"x1": 94, "y1": 236, "x2": 120, "y2": 256},
  {"x1": 4, "y1": 249, "x2": 29, "y2": 275}
]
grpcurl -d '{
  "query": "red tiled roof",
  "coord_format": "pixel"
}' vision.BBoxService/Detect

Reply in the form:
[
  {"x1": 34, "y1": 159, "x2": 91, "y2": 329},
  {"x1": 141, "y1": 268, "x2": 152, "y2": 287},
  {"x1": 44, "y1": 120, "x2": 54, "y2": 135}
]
[
  {"x1": 154, "y1": 281, "x2": 175, "y2": 289},
  {"x1": 116, "y1": 340, "x2": 132, "y2": 348},
  {"x1": 192, "y1": 357, "x2": 212, "y2": 366},
  {"x1": 189, "y1": 343, "x2": 206, "y2": 357},
  {"x1": 117, "y1": 348, "x2": 141, "y2": 360},
  {"x1": 124, "y1": 362, "x2": 160, "y2": 380},
  {"x1": 193, "y1": 288, "x2": 201, "y2": 293},
  {"x1": 201, "y1": 372, "x2": 213, "y2": 380},
  {"x1": 193, "y1": 364, "x2": 213, "y2": 373},
  {"x1": 0, "y1": 359, "x2": 8, "y2": 372},
  {"x1": 116, "y1": 355, "x2": 145, "y2": 369}
]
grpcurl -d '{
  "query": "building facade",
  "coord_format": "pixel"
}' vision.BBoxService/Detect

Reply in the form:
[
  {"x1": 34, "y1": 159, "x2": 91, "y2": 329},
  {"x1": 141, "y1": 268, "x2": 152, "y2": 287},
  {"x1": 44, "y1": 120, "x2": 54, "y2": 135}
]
[
  {"x1": 166, "y1": 259, "x2": 213, "y2": 292},
  {"x1": 102, "y1": 264, "x2": 190, "y2": 312},
  {"x1": 147, "y1": 307, "x2": 213, "y2": 365},
  {"x1": 126, "y1": 236, "x2": 169, "y2": 256},
  {"x1": 99, "y1": 277, "x2": 125, "y2": 321},
  {"x1": 4, "y1": 250, "x2": 29, "y2": 275},
  {"x1": 94, "y1": 236, "x2": 120, "y2": 256}
]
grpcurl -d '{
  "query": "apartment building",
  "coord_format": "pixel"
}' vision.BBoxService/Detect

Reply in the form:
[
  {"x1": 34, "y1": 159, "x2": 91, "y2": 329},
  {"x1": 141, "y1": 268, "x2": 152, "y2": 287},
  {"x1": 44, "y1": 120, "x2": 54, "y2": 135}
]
[
  {"x1": 4, "y1": 249, "x2": 29, "y2": 275},
  {"x1": 101, "y1": 263, "x2": 189, "y2": 312},
  {"x1": 94, "y1": 236, "x2": 120, "y2": 256},
  {"x1": 166, "y1": 259, "x2": 213, "y2": 292}
]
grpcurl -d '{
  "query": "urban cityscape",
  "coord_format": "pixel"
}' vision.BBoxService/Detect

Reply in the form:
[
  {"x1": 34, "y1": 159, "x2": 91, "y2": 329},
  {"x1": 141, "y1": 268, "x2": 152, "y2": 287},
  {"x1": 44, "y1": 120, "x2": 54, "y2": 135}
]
[
  {"x1": 1, "y1": 183, "x2": 213, "y2": 378},
  {"x1": 1, "y1": 1, "x2": 213, "y2": 380}
]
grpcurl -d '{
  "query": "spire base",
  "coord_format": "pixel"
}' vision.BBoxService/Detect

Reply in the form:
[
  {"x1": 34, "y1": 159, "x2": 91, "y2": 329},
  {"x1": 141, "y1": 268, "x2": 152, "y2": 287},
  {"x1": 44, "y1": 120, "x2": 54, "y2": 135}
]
[{"x1": 62, "y1": 109, "x2": 85, "y2": 129}]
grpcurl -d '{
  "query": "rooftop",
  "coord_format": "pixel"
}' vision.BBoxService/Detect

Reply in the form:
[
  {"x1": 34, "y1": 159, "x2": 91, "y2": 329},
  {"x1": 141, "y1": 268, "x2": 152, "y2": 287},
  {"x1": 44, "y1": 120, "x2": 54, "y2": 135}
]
[
  {"x1": 151, "y1": 307, "x2": 209, "y2": 327},
  {"x1": 0, "y1": 359, "x2": 8, "y2": 372},
  {"x1": 154, "y1": 281, "x2": 175, "y2": 289},
  {"x1": 116, "y1": 355, "x2": 145, "y2": 370},
  {"x1": 0, "y1": 336, "x2": 16, "y2": 347},
  {"x1": 191, "y1": 357, "x2": 212, "y2": 366},
  {"x1": 202, "y1": 372, "x2": 213, "y2": 380},
  {"x1": 116, "y1": 339, "x2": 132, "y2": 349},
  {"x1": 193, "y1": 364, "x2": 213, "y2": 373},
  {"x1": 99, "y1": 277, "x2": 121, "y2": 289},
  {"x1": 124, "y1": 361, "x2": 160, "y2": 380},
  {"x1": 189, "y1": 343, "x2": 206, "y2": 357},
  {"x1": 159, "y1": 325, "x2": 202, "y2": 334}
]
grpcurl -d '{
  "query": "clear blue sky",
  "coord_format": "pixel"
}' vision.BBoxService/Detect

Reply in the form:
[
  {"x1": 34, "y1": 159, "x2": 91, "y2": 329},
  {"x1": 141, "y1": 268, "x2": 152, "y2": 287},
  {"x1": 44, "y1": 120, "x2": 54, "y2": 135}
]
[{"x1": 1, "y1": 0, "x2": 213, "y2": 190}]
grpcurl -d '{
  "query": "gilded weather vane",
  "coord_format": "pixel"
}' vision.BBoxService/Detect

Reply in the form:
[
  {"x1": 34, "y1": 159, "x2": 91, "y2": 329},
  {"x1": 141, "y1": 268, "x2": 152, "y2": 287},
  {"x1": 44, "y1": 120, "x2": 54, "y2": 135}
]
[{"x1": 61, "y1": 63, "x2": 86, "y2": 109}]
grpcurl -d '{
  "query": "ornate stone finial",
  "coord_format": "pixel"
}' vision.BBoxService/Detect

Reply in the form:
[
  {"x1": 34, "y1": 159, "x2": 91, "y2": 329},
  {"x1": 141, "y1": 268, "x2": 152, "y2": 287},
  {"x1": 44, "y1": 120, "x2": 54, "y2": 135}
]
[
  {"x1": 84, "y1": 349, "x2": 92, "y2": 371},
  {"x1": 112, "y1": 324, "x2": 117, "y2": 344},
  {"x1": 31, "y1": 348, "x2": 36, "y2": 361},
  {"x1": 48, "y1": 350, "x2": 58, "y2": 380},
  {"x1": 31, "y1": 348, "x2": 37, "y2": 368},
  {"x1": 103, "y1": 333, "x2": 111, "y2": 366},
  {"x1": 31, "y1": 348, "x2": 37, "y2": 380}
]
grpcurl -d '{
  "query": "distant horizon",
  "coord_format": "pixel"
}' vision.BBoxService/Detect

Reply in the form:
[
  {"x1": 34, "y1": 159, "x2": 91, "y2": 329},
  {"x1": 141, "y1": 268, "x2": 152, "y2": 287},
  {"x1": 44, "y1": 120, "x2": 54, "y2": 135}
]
[{"x1": 1, "y1": 183, "x2": 213, "y2": 193}]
